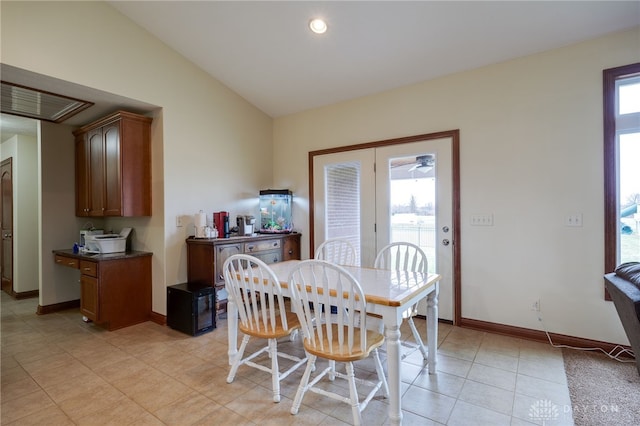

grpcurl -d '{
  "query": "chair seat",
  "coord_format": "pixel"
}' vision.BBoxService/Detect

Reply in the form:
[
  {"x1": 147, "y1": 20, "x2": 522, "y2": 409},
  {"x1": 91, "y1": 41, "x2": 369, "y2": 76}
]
[
  {"x1": 239, "y1": 310, "x2": 300, "y2": 339},
  {"x1": 303, "y1": 324, "x2": 385, "y2": 362}
]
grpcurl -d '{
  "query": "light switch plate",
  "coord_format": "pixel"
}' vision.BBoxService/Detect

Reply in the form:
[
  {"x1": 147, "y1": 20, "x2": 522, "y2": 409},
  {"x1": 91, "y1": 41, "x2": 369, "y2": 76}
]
[{"x1": 471, "y1": 214, "x2": 493, "y2": 226}]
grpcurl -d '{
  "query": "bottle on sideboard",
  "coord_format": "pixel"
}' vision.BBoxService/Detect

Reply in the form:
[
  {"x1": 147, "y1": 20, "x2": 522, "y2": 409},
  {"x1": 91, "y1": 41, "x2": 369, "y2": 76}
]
[{"x1": 223, "y1": 215, "x2": 230, "y2": 238}]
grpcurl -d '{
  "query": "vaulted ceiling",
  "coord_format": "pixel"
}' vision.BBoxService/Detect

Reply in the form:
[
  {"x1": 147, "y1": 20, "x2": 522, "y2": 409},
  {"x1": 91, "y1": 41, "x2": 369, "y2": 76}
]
[
  {"x1": 108, "y1": 1, "x2": 639, "y2": 117},
  {"x1": 2, "y1": 1, "x2": 639, "y2": 141}
]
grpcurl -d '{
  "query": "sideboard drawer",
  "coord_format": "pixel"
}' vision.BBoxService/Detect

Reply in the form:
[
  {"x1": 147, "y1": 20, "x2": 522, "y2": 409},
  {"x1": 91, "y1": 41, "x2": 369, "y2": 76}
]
[{"x1": 245, "y1": 239, "x2": 281, "y2": 253}]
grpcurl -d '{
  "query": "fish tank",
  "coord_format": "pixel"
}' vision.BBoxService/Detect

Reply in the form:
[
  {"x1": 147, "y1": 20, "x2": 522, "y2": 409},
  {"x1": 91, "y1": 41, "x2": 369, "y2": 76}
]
[{"x1": 259, "y1": 189, "x2": 293, "y2": 233}]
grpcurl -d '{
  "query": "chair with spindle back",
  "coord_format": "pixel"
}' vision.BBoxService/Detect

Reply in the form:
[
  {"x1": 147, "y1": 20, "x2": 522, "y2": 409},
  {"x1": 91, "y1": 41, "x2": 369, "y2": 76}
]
[
  {"x1": 374, "y1": 242, "x2": 429, "y2": 360},
  {"x1": 223, "y1": 254, "x2": 307, "y2": 402},
  {"x1": 288, "y1": 259, "x2": 388, "y2": 425}
]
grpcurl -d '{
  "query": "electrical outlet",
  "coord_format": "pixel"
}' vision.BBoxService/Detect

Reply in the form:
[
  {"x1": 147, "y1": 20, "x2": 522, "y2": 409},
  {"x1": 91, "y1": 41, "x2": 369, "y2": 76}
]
[
  {"x1": 531, "y1": 299, "x2": 541, "y2": 312},
  {"x1": 565, "y1": 213, "x2": 583, "y2": 227}
]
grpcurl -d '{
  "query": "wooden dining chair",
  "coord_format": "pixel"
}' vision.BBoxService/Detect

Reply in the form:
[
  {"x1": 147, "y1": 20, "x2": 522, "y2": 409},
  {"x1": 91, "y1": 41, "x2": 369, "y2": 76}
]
[
  {"x1": 287, "y1": 259, "x2": 388, "y2": 425},
  {"x1": 314, "y1": 238, "x2": 358, "y2": 266},
  {"x1": 223, "y1": 254, "x2": 307, "y2": 402},
  {"x1": 374, "y1": 242, "x2": 429, "y2": 360}
]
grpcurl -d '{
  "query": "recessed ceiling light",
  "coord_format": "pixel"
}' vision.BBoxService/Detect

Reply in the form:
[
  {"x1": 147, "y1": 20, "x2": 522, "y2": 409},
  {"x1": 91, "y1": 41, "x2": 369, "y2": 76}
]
[{"x1": 309, "y1": 18, "x2": 327, "y2": 34}]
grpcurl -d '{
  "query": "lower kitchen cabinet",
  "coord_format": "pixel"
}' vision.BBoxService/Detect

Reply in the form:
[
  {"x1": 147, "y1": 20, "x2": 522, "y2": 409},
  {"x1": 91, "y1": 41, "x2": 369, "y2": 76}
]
[
  {"x1": 54, "y1": 250, "x2": 152, "y2": 331},
  {"x1": 80, "y1": 273, "x2": 99, "y2": 320},
  {"x1": 186, "y1": 233, "x2": 301, "y2": 317}
]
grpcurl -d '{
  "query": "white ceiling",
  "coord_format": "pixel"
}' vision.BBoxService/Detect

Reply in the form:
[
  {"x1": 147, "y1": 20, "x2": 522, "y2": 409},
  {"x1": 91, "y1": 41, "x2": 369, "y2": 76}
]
[
  {"x1": 2, "y1": 1, "x2": 639, "y2": 141},
  {"x1": 108, "y1": 0, "x2": 640, "y2": 117}
]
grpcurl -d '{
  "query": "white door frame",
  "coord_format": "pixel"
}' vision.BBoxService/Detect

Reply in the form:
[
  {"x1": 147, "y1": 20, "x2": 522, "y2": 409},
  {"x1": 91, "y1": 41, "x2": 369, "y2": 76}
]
[{"x1": 309, "y1": 130, "x2": 461, "y2": 324}]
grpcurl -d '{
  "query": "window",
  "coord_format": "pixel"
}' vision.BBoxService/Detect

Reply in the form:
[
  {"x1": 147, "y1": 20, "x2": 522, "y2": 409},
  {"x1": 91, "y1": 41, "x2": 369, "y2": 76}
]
[{"x1": 604, "y1": 63, "x2": 640, "y2": 280}]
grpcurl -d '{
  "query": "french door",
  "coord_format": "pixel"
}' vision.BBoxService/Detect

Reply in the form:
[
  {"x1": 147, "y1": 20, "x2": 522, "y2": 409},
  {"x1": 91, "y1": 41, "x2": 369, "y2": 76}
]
[{"x1": 312, "y1": 134, "x2": 457, "y2": 321}]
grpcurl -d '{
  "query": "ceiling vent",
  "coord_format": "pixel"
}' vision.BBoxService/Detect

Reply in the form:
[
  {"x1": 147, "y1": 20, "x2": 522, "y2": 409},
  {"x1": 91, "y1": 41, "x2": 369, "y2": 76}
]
[{"x1": 1, "y1": 81, "x2": 93, "y2": 123}]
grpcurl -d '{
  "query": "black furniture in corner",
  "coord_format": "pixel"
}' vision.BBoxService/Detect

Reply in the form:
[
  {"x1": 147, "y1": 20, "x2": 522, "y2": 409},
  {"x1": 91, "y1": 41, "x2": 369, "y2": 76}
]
[{"x1": 167, "y1": 282, "x2": 215, "y2": 336}]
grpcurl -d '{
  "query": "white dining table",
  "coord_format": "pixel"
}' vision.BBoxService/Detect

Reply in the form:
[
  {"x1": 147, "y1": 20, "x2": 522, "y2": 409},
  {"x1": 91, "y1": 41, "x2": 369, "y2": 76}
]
[{"x1": 226, "y1": 260, "x2": 440, "y2": 425}]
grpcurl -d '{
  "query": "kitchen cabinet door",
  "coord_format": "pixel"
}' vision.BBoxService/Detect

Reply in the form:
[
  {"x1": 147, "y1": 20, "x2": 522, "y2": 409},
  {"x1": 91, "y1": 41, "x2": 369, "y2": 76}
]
[
  {"x1": 88, "y1": 128, "x2": 105, "y2": 216},
  {"x1": 80, "y1": 274, "x2": 99, "y2": 321},
  {"x1": 102, "y1": 121, "x2": 122, "y2": 216},
  {"x1": 75, "y1": 135, "x2": 91, "y2": 216},
  {"x1": 73, "y1": 111, "x2": 151, "y2": 217}
]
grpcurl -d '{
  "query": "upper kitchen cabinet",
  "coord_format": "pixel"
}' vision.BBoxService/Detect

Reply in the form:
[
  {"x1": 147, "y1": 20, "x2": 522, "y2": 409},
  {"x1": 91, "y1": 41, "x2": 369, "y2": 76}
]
[{"x1": 74, "y1": 111, "x2": 152, "y2": 217}]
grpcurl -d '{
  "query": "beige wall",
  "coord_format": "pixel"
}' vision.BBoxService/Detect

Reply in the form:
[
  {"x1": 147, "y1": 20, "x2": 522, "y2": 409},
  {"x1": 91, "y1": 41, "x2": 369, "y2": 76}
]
[
  {"x1": 273, "y1": 28, "x2": 640, "y2": 345},
  {"x1": 3, "y1": 0, "x2": 638, "y2": 346},
  {"x1": 1, "y1": 1, "x2": 273, "y2": 314},
  {"x1": 39, "y1": 121, "x2": 90, "y2": 305}
]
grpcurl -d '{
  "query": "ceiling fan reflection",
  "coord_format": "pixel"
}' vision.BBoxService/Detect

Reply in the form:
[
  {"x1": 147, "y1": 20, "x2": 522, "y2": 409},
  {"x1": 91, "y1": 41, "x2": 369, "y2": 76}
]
[{"x1": 407, "y1": 155, "x2": 434, "y2": 173}]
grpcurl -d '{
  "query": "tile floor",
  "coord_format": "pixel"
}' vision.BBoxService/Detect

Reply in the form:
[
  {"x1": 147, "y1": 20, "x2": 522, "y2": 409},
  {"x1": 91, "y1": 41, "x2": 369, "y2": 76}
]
[{"x1": 1, "y1": 293, "x2": 574, "y2": 425}]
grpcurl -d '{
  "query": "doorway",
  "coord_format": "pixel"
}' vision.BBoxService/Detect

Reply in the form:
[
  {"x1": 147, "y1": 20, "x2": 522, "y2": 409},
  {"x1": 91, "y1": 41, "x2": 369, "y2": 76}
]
[
  {"x1": 1, "y1": 158, "x2": 13, "y2": 295},
  {"x1": 310, "y1": 131, "x2": 460, "y2": 323}
]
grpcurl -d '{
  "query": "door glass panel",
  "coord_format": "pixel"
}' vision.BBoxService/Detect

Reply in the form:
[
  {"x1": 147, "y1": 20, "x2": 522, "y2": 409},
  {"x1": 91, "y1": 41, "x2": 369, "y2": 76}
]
[
  {"x1": 388, "y1": 154, "x2": 437, "y2": 274},
  {"x1": 324, "y1": 162, "x2": 361, "y2": 264},
  {"x1": 619, "y1": 132, "x2": 640, "y2": 263}
]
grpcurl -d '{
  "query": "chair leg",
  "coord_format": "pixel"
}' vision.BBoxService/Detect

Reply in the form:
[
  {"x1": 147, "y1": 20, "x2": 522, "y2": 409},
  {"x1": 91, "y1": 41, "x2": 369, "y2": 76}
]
[
  {"x1": 328, "y1": 359, "x2": 336, "y2": 381},
  {"x1": 291, "y1": 354, "x2": 316, "y2": 415},
  {"x1": 373, "y1": 348, "x2": 389, "y2": 398},
  {"x1": 408, "y1": 316, "x2": 429, "y2": 360},
  {"x1": 345, "y1": 362, "x2": 362, "y2": 426},
  {"x1": 269, "y1": 338, "x2": 281, "y2": 402},
  {"x1": 227, "y1": 334, "x2": 250, "y2": 383}
]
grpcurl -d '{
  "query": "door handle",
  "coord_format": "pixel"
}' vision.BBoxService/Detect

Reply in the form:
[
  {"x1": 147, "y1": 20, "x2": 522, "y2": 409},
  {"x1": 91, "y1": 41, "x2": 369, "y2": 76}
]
[{"x1": 442, "y1": 239, "x2": 450, "y2": 246}]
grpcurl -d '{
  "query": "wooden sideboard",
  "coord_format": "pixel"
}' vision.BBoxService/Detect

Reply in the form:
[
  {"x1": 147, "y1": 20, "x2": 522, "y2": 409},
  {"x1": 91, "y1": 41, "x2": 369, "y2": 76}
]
[{"x1": 186, "y1": 233, "x2": 301, "y2": 317}]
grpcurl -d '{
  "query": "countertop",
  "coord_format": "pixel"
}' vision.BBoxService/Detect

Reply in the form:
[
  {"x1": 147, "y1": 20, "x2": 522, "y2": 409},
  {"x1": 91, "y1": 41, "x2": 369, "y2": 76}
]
[
  {"x1": 186, "y1": 232, "x2": 298, "y2": 244},
  {"x1": 53, "y1": 249, "x2": 153, "y2": 261}
]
